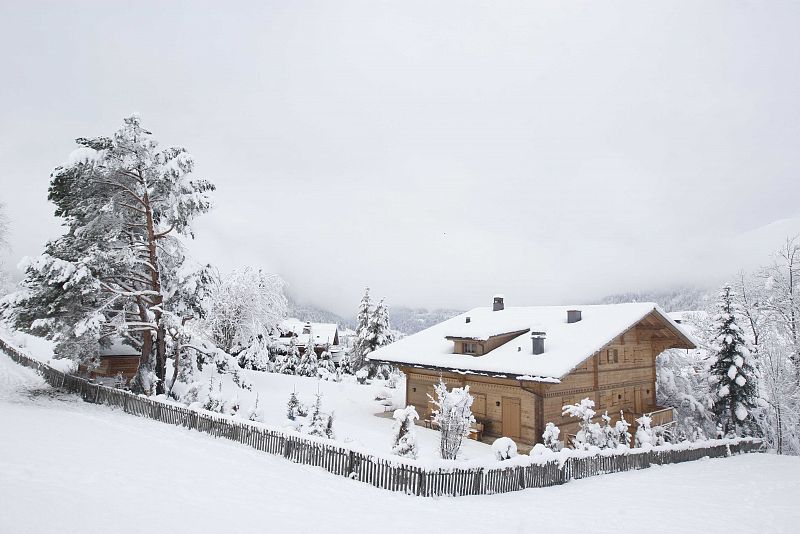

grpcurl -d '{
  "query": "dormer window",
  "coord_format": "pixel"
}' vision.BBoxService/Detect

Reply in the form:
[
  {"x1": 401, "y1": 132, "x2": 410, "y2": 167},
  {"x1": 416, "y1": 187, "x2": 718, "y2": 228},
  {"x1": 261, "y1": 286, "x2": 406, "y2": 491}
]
[{"x1": 464, "y1": 342, "x2": 478, "y2": 354}]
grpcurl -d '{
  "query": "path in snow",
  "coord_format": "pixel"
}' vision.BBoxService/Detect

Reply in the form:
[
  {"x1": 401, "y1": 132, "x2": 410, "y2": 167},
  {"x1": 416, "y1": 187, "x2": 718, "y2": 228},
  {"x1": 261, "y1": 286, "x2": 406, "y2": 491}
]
[{"x1": 1, "y1": 353, "x2": 799, "y2": 534}]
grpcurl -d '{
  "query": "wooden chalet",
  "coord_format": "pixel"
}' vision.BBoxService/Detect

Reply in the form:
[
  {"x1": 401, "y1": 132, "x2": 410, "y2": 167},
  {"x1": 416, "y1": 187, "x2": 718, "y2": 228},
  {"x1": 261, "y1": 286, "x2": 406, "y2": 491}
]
[{"x1": 369, "y1": 296, "x2": 696, "y2": 450}]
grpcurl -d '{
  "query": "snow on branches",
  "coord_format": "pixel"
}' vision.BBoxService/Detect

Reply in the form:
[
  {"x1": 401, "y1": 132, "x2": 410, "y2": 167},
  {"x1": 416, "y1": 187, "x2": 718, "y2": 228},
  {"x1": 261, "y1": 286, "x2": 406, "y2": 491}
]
[{"x1": 428, "y1": 379, "x2": 475, "y2": 460}]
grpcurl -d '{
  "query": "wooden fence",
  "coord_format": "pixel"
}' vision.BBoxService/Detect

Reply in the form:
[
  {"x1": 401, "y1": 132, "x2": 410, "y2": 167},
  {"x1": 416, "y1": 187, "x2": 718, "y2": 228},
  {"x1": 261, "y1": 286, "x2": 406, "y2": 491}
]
[{"x1": 0, "y1": 338, "x2": 764, "y2": 497}]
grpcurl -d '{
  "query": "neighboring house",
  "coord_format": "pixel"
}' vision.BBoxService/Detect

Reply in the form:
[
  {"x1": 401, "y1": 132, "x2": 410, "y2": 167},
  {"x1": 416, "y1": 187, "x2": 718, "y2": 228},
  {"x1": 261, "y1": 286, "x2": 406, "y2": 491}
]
[
  {"x1": 369, "y1": 296, "x2": 696, "y2": 449},
  {"x1": 78, "y1": 339, "x2": 140, "y2": 383},
  {"x1": 278, "y1": 319, "x2": 344, "y2": 362}
]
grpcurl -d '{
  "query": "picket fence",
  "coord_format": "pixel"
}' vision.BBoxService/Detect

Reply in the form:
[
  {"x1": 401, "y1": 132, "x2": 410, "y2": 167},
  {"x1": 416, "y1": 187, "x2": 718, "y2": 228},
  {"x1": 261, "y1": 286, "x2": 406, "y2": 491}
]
[{"x1": 0, "y1": 338, "x2": 764, "y2": 497}]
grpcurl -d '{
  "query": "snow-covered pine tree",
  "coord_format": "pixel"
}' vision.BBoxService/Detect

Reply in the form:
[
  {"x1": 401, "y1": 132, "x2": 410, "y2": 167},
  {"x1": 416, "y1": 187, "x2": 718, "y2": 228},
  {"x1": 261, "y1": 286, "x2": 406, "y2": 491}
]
[
  {"x1": 248, "y1": 393, "x2": 263, "y2": 422},
  {"x1": 708, "y1": 285, "x2": 759, "y2": 436},
  {"x1": 277, "y1": 337, "x2": 301, "y2": 375},
  {"x1": 296, "y1": 327, "x2": 319, "y2": 377},
  {"x1": 307, "y1": 393, "x2": 328, "y2": 438},
  {"x1": 287, "y1": 390, "x2": 301, "y2": 421},
  {"x1": 350, "y1": 287, "x2": 373, "y2": 370},
  {"x1": 542, "y1": 422, "x2": 561, "y2": 451},
  {"x1": 364, "y1": 298, "x2": 395, "y2": 379},
  {"x1": 390, "y1": 405, "x2": 419, "y2": 459},
  {"x1": 428, "y1": 379, "x2": 475, "y2": 460},
  {"x1": 2, "y1": 116, "x2": 214, "y2": 395}
]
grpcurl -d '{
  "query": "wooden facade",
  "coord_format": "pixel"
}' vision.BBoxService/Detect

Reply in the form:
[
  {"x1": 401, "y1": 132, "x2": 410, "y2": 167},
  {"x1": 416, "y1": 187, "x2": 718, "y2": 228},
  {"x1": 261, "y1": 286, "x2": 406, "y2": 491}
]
[
  {"x1": 78, "y1": 354, "x2": 140, "y2": 383},
  {"x1": 398, "y1": 310, "x2": 693, "y2": 450}
]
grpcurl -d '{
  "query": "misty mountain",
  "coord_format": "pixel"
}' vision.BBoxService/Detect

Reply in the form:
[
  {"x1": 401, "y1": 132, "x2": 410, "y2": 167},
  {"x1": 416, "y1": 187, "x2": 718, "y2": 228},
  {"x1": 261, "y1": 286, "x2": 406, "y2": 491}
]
[{"x1": 596, "y1": 286, "x2": 712, "y2": 312}]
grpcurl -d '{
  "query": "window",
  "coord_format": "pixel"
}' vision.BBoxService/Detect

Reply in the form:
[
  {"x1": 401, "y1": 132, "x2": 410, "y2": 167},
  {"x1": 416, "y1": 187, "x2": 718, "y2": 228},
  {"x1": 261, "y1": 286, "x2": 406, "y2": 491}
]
[
  {"x1": 463, "y1": 342, "x2": 477, "y2": 354},
  {"x1": 606, "y1": 348, "x2": 619, "y2": 364}
]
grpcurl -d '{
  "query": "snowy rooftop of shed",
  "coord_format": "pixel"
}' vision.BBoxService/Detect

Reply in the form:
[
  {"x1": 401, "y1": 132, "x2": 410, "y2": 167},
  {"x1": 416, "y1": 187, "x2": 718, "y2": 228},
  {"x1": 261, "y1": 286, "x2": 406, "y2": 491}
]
[{"x1": 370, "y1": 303, "x2": 694, "y2": 381}]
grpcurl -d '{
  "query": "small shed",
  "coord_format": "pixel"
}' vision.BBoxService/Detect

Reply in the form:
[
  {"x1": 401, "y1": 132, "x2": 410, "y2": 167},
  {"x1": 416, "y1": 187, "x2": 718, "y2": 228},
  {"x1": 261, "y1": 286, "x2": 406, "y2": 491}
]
[{"x1": 80, "y1": 340, "x2": 141, "y2": 383}]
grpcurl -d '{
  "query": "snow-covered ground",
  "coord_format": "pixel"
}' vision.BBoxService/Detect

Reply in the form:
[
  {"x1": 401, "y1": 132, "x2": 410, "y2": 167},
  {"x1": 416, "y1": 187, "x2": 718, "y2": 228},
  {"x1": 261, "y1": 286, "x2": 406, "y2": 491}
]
[
  {"x1": 0, "y1": 327, "x2": 492, "y2": 461},
  {"x1": 2, "y1": 353, "x2": 799, "y2": 534}
]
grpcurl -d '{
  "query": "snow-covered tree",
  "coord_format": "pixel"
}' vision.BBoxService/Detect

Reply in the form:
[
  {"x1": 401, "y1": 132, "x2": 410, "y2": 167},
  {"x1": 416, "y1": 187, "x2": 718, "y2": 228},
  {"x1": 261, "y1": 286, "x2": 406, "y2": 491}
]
[
  {"x1": 428, "y1": 379, "x2": 475, "y2": 460},
  {"x1": 248, "y1": 393, "x2": 264, "y2": 422},
  {"x1": 390, "y1": 405, "x2": 419, "y2": 459},
  {"x1": 542, "y1": 422, "x2": 561, "y2": 451},
  {"x1": 0, "y1": 202, "x2": 11, "y2": 296},
  {"x1": 296, "y1": 329, "x2": 319, "y2": 377},
  {"x1": 708, "y1": 285, "x2": 759, "y2": 436},
  {"x1": 657, "y1": 343, "x2": 715, "y2": 439},
  {"x1": 364, "y1": 298, "x2": 395, "y2": 379},
  {"x1": 350, "y1": 287, "x2": 373, "y2": 370},
  {"x1": 306, "y1": 393, "x2": 329, "y2": 438},
  {"x1": 287, "y1": 391, "x2": 301, "y2": 421},
  {"x1": 562, "y1": 398, "x2": 604, "y2": 450},
  {"x1": 276, "y1": 338, "x2": 301, "y2": 375},
  {"x1": 615, "y1": 411, "x2": 632, "y2": 448},
  {"x1": 316, "y1": 343, "x2": 337, "y2": 377},
  {"x1": 204, "y1": 267, "x2": 287, "y2": 355},
  {"x1": 634, "y1": 414, "x2": 654, "y2": 447},
  {"x1": 1, "y1": 115, "x2": 214, "y2": 395}
]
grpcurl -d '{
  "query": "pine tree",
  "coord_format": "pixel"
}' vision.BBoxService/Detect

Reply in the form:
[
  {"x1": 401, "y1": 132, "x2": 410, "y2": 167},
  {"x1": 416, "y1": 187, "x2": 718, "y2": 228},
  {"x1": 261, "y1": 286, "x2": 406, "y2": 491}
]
[
  {"x1": 296, "y1": 327, "x2": 319, "y2": 377},
  {"x1": 364, "y1": 298, "x2": 395, "y2": 379},
  {"x1": 709, "y1": 285, "x2": 760, "y2": 436},
  {"x1": 615, "y1": 411, "x2": 632, "y2": 448},
  {"x1": 2, "y1": 115, "x2": 214, "y2": 395},
  {"x1": 287, "y1": 390, "x2": 301, "y2": 421},
  {"x1": 307, "y1": 393, "x2": 328, "y2": 438},
  {"x1": 390, "y1": 406, "x2": 419, "y2": 459},
  {"x1": 277, "y1": 338, "x2": 301, "y2": 375},
  {"x1": 351, "y1": 287, "x2": 373, "y2": 370}
]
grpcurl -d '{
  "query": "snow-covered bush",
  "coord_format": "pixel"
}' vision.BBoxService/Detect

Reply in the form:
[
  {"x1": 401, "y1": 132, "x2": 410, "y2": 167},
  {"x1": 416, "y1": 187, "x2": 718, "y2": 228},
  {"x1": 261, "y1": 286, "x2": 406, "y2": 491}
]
[
  {"x1": 355, "y1": 368, "x2": 368, "y2": 384},
  {"x1": 248, "y1": 393, "x2": 264, "y2": 422},
  {"x1": 562, "y1": 398, "x2": 604, "y2": 450},
  {"x1": 615, "y1": 412, "x2": 632, "y2": 448},
  {"x1": 635, "y1": 414, "x2": 654, "y2": 448},
  {"x1": 529, "y1": 443, "x2": 553, "y2": 457},
  {"x1": 296, "y1": 337, "x2": 319, "y2": 377},
  {"x1": 428, "y1": 379, "x2": 475, "y2": 460},
  {"x1": 492, "y1": 437, "x2": 518, "y2": 460},
  {"x1": 542, "y1": 422, "x2": 561, "y2": 451},
  {"x1": 391, "y1": 406, "x2": 419, "y2": 459}
]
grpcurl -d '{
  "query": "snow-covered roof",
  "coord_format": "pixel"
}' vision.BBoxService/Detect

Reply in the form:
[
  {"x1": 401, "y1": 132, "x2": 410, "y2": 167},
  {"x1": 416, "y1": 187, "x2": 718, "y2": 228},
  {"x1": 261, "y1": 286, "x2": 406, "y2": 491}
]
[
  {"x1": 369, "y1": 303, "x2": 695, "y2": 381},
  {"x1": 99, "y1": 339, "x2": 139, "y2": 357}
]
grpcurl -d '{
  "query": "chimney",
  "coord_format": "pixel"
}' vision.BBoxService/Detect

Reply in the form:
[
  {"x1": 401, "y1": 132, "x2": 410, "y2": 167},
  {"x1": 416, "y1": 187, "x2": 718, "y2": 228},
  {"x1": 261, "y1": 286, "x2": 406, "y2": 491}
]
[
  {"x1": 531, "y1": 331, "x2": 546, "y2": 355},
  {"x1": 493, "y1": 295, "x2": 505, "y2": 311},
  {"x1": 567, "y1": 310, "x2": 582, "y2": 323},
  {"x1": 465, "y1": 316, "x2": 471, "y2": 323}
]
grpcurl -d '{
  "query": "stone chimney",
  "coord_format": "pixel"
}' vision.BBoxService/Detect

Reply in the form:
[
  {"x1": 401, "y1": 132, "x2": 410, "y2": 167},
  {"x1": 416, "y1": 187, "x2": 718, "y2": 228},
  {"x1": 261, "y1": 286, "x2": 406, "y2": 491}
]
[
  {"x1": 493, "y1": 295, "x2": 505, "y2": 311},
  {"x1": 465, "y1": 316, "x2": 471, "y2": 323},
  {"x1": 531, "y1": 331, "x2": 546, "y2": 355},
  {"x1": 567, "y1": 310, "x2": 582, "y2": 323}
]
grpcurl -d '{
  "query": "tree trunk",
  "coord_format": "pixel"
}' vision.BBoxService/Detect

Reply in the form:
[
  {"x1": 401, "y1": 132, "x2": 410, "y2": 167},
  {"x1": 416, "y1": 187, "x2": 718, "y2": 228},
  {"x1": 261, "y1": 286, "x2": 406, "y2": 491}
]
[{"x1": 142, "y1": 184, "x2": 166, "y2": 395}]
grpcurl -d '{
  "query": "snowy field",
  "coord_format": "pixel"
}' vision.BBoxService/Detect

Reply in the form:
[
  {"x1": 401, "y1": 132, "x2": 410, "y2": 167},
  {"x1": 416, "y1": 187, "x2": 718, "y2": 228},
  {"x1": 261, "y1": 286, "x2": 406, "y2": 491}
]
[{"x1": 2, "y1": 354, "x2": 799, "y2": 534}]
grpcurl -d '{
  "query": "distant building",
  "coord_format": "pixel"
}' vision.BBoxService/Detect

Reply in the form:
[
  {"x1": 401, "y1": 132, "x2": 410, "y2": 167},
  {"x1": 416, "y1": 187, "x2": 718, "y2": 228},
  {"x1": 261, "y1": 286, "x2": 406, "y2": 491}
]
[
  {"x1": 278, "y1": 319, "x2": 345, "y2": 362},
  {"x1": 370, "y1": 296, "x2": 696, "y2": 449}
]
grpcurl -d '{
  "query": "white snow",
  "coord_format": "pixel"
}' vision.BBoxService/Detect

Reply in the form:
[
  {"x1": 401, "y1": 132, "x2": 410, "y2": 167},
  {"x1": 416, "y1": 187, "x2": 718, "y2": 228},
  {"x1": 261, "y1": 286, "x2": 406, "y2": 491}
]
[
  {"x1": 1, "y1": 353, "x2": 798, "y2": 534},
  {"x1": 371, "y1": 303, "x2": 694, "y2": 379}
]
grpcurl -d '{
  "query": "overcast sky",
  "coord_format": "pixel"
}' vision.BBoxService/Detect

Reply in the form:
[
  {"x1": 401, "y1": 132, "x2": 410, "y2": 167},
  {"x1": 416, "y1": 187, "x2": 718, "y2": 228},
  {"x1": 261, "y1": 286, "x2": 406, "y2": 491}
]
[{"x1": 1, "y1": 1, "x2": 800, "y2": 316}]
